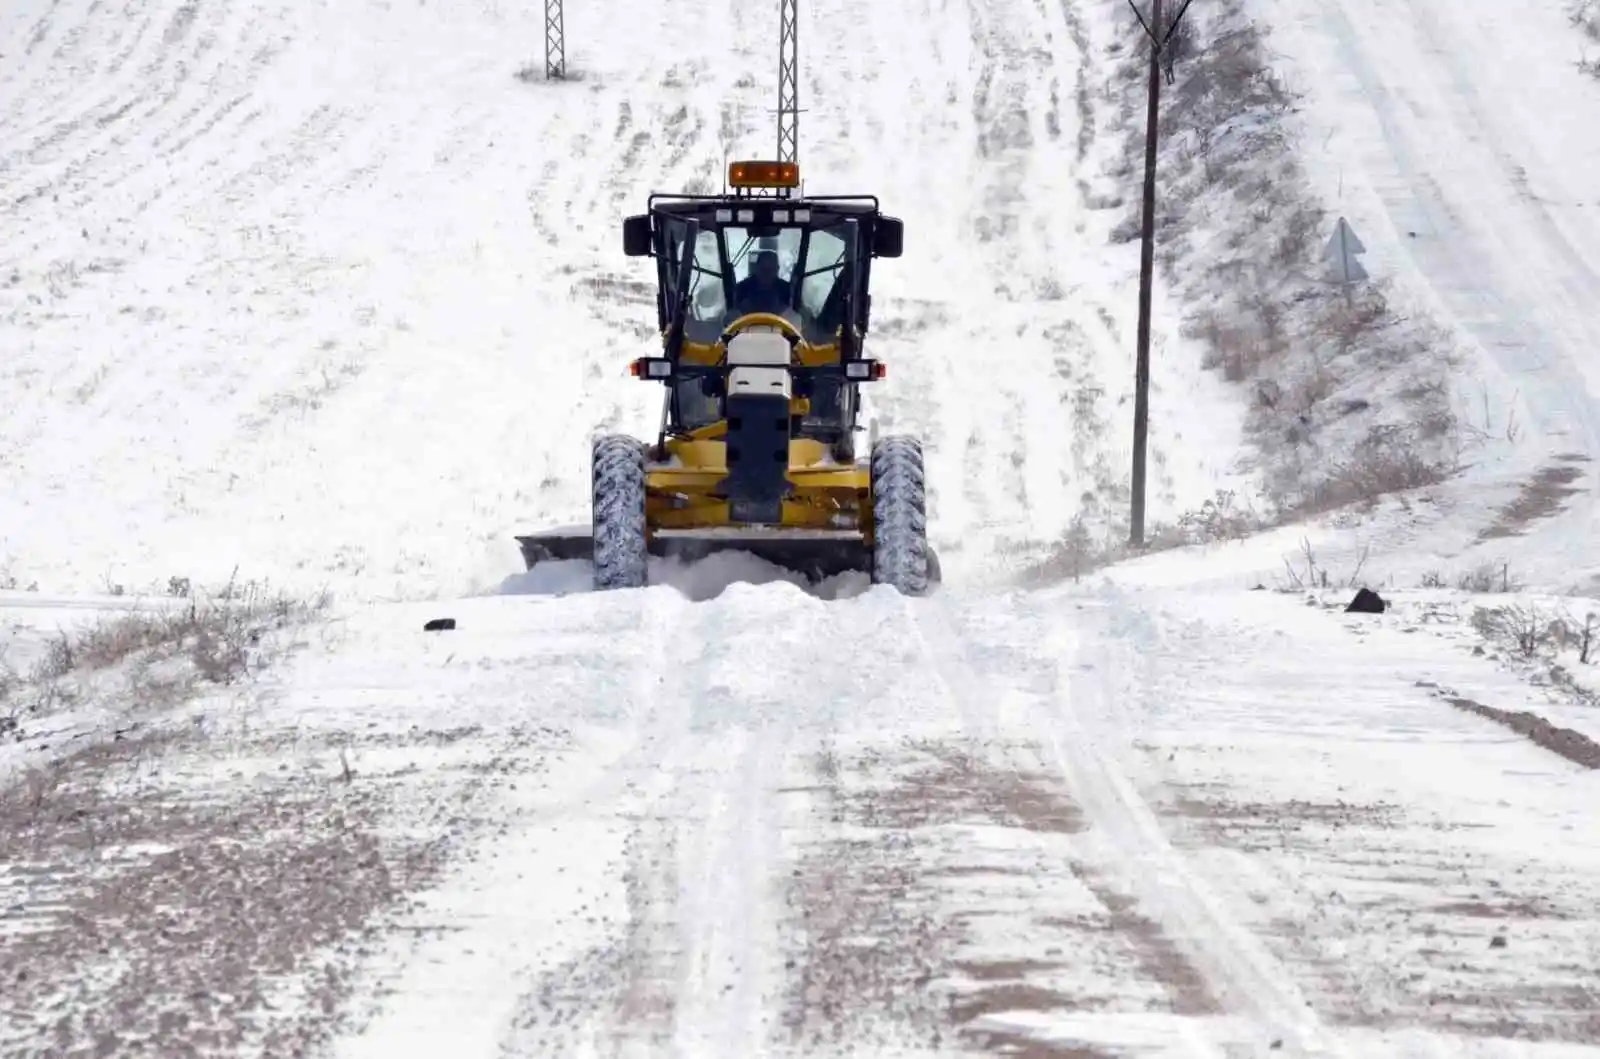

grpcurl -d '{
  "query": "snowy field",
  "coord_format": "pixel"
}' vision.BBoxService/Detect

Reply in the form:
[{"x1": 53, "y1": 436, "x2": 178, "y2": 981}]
[
  {"x1": 5, "y1": 0, "x2": 1600, "y2": 1056},
  {"x1": 0, "y1": 0, "x2": 1247, "y2": 601}
]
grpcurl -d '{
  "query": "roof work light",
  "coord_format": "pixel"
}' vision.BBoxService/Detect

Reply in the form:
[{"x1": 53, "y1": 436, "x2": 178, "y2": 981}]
[{"x1": 728, "y1": 160, "x2": 800, "y2": 189}]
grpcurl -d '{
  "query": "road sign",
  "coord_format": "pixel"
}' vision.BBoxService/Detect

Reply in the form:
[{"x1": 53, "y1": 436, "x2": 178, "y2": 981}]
[{"x1": 1325, "y1": 216, "x2": 1368, "y2": 284}]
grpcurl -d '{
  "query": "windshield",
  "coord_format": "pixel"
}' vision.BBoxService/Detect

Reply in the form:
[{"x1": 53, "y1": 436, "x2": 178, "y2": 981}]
[
  {"x1": 661, "y1": 219, "x2": 856, "y2": 344},
  {"x1": 657, "y1": 215, "x2": 864, "y2": 431}
]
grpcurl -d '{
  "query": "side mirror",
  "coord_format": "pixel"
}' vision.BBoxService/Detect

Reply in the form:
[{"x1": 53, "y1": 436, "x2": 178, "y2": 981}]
[
  {"x1": 623, "y1": 215, "x2": 652, "y2": 257},
  {"x1": 873, "y1": 217, "x2": 903, "y2": 259}
]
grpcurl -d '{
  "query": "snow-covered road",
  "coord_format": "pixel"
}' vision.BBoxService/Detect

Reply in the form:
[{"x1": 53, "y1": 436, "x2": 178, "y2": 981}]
[
  {"x1": 351, "y1": 580, "x2": 1600, "y2": 1056},
  {"x1": 12, "y1": 577, "x2": 1599, "y2": 1056}
]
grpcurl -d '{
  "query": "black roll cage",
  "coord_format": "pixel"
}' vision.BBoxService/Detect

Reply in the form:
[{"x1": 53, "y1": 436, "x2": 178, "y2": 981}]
[
  {"x1": 638, "y1": 194, "x2": 890, "y2": 345},
  {"x1": 621, "y1": 191, "x2": 902, "y2": 447}
]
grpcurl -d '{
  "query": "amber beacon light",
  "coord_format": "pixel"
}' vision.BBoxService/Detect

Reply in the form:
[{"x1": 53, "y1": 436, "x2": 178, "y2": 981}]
[{"x1": 728, "y1": 159, "x2": 800, "y2": 189}]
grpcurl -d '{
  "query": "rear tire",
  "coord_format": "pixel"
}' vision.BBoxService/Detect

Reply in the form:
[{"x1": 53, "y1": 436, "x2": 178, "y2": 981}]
[
  {"x1": 592, "y1": 434, "x2": 648, "y2": 590},
  {"x1": 870, "y1": 435, "x2": 931, "y2": 596}
]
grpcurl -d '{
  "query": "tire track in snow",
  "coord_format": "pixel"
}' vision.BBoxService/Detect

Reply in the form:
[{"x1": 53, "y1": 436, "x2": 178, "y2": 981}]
[
  {"x1": 970, "y1": 0, "x2": 1119, "y2": 555},
  {"x1": 327, "y1": 588, "x2": 702, "y2": 1059},
  {"x1": 1016, "y1": 589, "x2": 1600, "y2": 1055},
  {"x1": 105, "y1": 7, "x2": 267, "y2": 178},
  {"x1": 2, "y1": 0, "x2": 288, "y2": 258},
  {"x1": 823, "y1": 0, "x2": 985, "y2": 563},
  {"x1": 910, "y1": 591, "x2": 1004, "y2": 743},
  {"x1": 878, "y1": 593, "x2": 1262, "y2": 1055},
  {"x1": 965, "y1": 0, "x2": 1072, "y2": 302},
  {"x1": 545, "y1": 49, "x2": 713, "y2": 252},
  {"x1": 669, "y1": 721, "x2": 788, "y2": 1055},
  {"x1": 0, "y1": 0, "x2": 169, "y2": 181},
  {"x1": 779, "y1": 589, "x2": 1238, "y2": 1055},
  {"x1": 606, "y1": 100, "x2": 645, "y2": 210},
  {"x1": 498, "y1": 586, "x2": 970, "y2": 1056},
  {"x1": 20, "y1": 0, "x2": 64, "y2": 59},
  {"x1": 1034, "y1": 599, "x2": 1360, "y2": 1059},
  {"x1": 56, "y1": 4, "x2": 275, "y2": 218},
  {"x1": 769, "y1": 592, "x2": 991, "y2": 1055},
  {"x1": 1, "y1": 0, "x2": 307, "y2": 504},
  {"x1": 1116, "y1": 591, "x2": 1600, "y2": 1050},
  {"x1": 661, "y1": 586, "x2": 879, "y2": 1057},
  {"x1": 491, "y1": 587, "x2": 801, "y2": 1056}
]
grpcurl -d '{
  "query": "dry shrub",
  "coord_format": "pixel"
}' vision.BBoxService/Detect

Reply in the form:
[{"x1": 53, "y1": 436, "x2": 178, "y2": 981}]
[
  {"x1": 1275, "y1": 537, "x2": 1370, "y2": 592},
  {"x1": 1466, "y1": 599, "x2": 1600, "y2": 708},
  {"x1": 1450, "y1": 562, "x2": 1523, "y2": 594},
  {"x1": 1170, "y1": 488, "x2": 1264, "y2": 544},
  {"x1": 1575, "y1": 0, "x2": 1600, "y2": 41},
  {"x1": 1280, "y1": 425, "x2": 1454, "y2": 517},
  {"x1": 1472, "y1": 604, "x2": 1567, "y2": 660},
  {"x1": 1576, "y1": 1, "x2": 1600, "y2": 76}
]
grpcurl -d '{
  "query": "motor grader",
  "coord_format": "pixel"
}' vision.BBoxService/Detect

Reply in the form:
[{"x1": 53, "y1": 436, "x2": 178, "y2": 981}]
[{"x1": 517, "y1": 159, "x2": 938, "y2": 595}]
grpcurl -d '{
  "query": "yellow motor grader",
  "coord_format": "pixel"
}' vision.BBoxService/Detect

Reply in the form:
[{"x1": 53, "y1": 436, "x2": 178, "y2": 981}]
[{"x1": 518, "y1": 159, "x2": 938, "y2": 595}]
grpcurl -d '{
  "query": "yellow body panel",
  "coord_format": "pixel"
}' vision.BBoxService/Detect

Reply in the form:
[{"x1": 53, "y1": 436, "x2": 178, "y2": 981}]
[
  {"x1": 644, "y1": 435, "x2": 871, "y2": 532},
  {"x1": 648, "y1": 316, "x2": 867, "y2": 533},
  {"x1": 655, "y1": 437, "x2": 856, "y2": 476}
]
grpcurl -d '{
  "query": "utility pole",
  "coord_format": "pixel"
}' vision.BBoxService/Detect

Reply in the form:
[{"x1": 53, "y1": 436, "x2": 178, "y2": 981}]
[
  {"x1": 776, "y1": 0, "x2": 800, "y2": 163},
  {"x1": 545, "y1": 0, "x2": 566, "y2": 80},
  {"x1": 1126, "y1": 0, "x2": 1194, "y2": 547}
]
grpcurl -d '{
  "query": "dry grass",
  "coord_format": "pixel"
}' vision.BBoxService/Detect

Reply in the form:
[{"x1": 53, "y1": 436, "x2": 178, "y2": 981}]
[
  {"x1": 1420, "y1": 562, "x2": 1524, "y2": 594},
  {"x1": 1, "y1": 576, "x2": 330, "y2": 739},
  {"x1": 1032, "y1": 486, "x2": 1274, "y2": 584},
  {"x1": 45, "y1": 584, "x2": 322, "y2": 684},
  {"x1": 1274, "y1": 537, "x2": 1370, "y2": 592},
  {"x1": 515, "y1": 62, "x2": 584, "y2": 84},
  {"x1": 1289, "y1": 424, "x2": 1453, "y2": 517}
]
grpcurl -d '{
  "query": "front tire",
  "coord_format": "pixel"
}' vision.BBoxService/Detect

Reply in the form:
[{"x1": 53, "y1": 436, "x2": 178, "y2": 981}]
[
  {"x1": 592, "y1": 434, "x2": 648, "y2": 590},
  {"x1": 870, "y1": 435, "x2": 931, "y2": 596}
]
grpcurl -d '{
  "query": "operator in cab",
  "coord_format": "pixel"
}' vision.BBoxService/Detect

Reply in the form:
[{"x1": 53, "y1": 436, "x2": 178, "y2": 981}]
[{"x1": 733, "y1": 249, "x2": 792, "y2": 316}]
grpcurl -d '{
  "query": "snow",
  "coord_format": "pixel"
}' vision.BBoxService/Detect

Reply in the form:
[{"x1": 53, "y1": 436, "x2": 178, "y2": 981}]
[
  {"x1": 1257, "y1": 0, "x2": 1600, "y2": 589},
  {"x1": 173, "y1": 579, "x2": 1600, "y2": 1055},
  {"x1": 0, "y1": 0, "x2": 1250, "y2": 601},
  {"x1": 4, "y1": 0, "x2": 1600, "y2": 1054}
]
